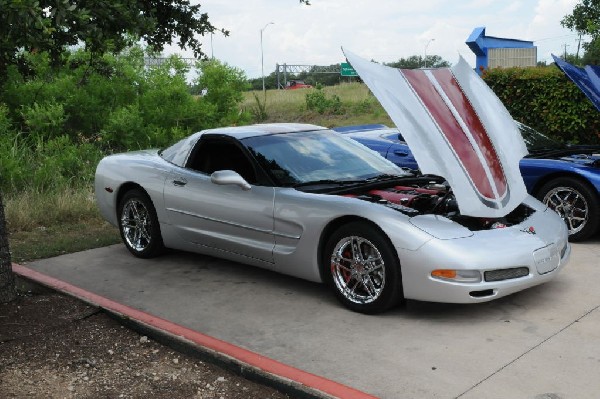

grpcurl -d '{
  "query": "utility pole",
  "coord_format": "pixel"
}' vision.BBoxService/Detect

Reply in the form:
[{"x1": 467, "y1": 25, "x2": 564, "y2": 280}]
[
  {"x1": 260, "y1": 22, "x2": 274, "y2": 93},
  {"x1": 424, "y1": 38, "x2": 435, "y2": 68}
]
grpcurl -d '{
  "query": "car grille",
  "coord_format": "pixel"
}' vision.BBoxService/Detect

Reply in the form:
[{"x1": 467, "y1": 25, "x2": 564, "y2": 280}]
[{"x1": 484, "y1": 267, "x2": 529, "y2": 282}]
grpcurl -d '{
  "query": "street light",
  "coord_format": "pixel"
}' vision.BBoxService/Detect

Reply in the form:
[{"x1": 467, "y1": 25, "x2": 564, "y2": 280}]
[
  {"x1": 261, "y1": 22, "x2": 274, "y2": 93},
  {"x1": 424, "y1": 38, "x2": 435, "y2": 68}
]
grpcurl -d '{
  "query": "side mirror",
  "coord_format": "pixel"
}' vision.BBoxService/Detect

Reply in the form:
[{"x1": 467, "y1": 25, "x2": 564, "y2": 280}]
[{"x1": 210, "y1": 170, "x2": 251, "y2": 191}]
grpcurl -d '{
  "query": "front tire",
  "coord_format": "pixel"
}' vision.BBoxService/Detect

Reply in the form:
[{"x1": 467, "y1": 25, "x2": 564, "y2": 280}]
[
  {"x1": 323, "y1": 222, "x2": 403, "y2": 314},
  {"x1": 537, "y1": 177, "x2": 600, "y2": 242},
  {"x1": 118, "y1": 189, "x2": 164, "y2": 258}
]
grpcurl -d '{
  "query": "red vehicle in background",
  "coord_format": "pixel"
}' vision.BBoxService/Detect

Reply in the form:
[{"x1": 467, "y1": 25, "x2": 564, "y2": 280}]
[{"x1": 285, "y1": 80, "x2": 313, "y2": 89}]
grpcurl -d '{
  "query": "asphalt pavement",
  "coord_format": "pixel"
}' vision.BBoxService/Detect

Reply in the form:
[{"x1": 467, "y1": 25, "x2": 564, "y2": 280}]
[{"x1": 24, "y1": 237, "x2": 600, "y2": 399}]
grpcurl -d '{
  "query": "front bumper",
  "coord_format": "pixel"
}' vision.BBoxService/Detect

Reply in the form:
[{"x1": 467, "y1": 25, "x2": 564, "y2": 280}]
[{"x1": 397, "y1": 206, "x2": 570, "y2": 304}]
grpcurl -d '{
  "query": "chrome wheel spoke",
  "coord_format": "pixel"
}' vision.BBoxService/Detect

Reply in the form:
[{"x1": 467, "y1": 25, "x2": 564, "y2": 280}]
[
  {"x1": 332, "y1": 259, "x2": 352, "y2": 274},
  {"x1": 547, "y1": 196, "x2": 561, "y2": 209},
  {"x1": 348, "y1": 278, "x2": 360, "y2": 295},
  {"x1": 351, "y1": 237, "x2": 362, "y2": 262},
  {"x1": 573, "y1": 207, "x2": 587, "y2": 215},
  {"x1": 362, "y1": 276, "x2": 376, "y2": 298},
  {"x1": 139, "y1": 226, "x2": 151, "y2": 243}
]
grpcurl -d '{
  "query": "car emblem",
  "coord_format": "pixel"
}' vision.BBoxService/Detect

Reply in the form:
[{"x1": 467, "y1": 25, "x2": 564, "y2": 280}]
[{"x1": 521, "y1": 226, "x2": 536, "y2": 235}]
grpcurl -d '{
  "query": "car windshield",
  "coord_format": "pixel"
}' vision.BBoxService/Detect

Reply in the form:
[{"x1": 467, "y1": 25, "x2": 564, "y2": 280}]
[
  {"x1": 517, "y1": 122, "x2": 564, "y2": 151},
  {"x1": 242, "y1": 130, "x2": 406, "y2": 186}
]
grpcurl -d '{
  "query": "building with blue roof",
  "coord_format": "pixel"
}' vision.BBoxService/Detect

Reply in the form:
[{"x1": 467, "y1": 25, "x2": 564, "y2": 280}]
[{"x1": 466, "y1": 27, "x2": 536, "y2": 74}]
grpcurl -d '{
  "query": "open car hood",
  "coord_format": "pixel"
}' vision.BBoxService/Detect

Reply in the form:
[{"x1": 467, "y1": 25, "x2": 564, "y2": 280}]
[
  {"x1": 343, "y1": 49, "x2": 528, "y2": 217},
  {"x1": 553, "y1": 54, "x2": 600, "y2": 112}
]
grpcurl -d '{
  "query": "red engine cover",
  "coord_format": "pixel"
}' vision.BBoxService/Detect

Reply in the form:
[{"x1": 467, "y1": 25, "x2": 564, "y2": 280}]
[{"x1": 369, "y1": 186, "x2": 442, "y2": 206}]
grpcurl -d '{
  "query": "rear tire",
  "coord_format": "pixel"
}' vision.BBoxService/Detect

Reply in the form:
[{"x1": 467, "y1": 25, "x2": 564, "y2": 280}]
[
  {"x1": 537, "y1": 177, "x2": 600, "y2": 242},
  {"x1": 323, "y1": 221, "x2": 403, "y2": 314},
  {"x1": 118, "y1": 189, "x2": 164, "y2": 258}
]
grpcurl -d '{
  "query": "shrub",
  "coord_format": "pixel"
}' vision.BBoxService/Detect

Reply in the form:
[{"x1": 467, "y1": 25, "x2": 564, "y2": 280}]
[
  {"x1": 305, "y1": 87, "x2": 342, "y2": 114},
  {"x1": 0, "y1": 48, "x2": 258, "y2": 196},
  {"x1": 0, "y1": 131, "x2": 102, "y2": 193},
  {"x1": 21, "y1": 102, "x2": 66, "y2": 141},
  {"x1": 196, "y1": 59, "x2": 251, "y2": 125},
  {"x1": 101, "y1": 105, "x2": 146, "y2": 150},
  {"x1": 483, "y1": 66, "x2": 600, "y2": 144}
]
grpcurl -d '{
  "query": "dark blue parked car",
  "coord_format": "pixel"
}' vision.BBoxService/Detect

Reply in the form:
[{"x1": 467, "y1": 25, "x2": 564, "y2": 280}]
[{"x1": 335, "y1": 123, "x2": 600, "y2": 241}]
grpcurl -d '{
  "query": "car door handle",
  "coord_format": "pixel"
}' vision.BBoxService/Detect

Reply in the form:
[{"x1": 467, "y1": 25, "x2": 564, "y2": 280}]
[
  {"x1": 393, "y1": 150, "x2": 409, "y2": 156},
  {"x1": 173, "y1": 178, "x2": 187, "y2": 186}
]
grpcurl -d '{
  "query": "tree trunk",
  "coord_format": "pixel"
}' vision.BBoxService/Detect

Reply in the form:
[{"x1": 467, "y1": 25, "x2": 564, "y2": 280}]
[{"x1": 0, "y1": 190, "x2": 16, "y2": 303}]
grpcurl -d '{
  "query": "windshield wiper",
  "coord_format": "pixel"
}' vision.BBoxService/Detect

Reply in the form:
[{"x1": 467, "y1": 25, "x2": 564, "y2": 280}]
[
  {"x1": 293, "y1": 179, "x2": 365, "y2": 188},
  {"x1": 364, "y1": 173, "x2": 405, "y2": 182},
  {"x1": 527, "y1": 147, "x2": 591, "y2": 158}
]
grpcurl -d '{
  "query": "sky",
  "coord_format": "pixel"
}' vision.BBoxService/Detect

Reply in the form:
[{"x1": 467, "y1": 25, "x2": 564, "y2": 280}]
[{"x1": 164, "y1": 0, "x2": 583, "y2": 79}]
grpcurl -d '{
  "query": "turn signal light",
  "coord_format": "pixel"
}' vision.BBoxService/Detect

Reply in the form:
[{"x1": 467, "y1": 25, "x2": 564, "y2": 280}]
[
  {"x1": 431, "y1": 269, "x2": 456, "y2": 279},
  {"x1": 431, "y1": 269, "x2": 482, "y2": 283}
]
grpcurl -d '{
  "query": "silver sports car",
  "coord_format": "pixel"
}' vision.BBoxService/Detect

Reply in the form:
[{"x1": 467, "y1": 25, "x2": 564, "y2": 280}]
[{"x1": 95, "y1": 123, "x2": 570, "y2": 313}]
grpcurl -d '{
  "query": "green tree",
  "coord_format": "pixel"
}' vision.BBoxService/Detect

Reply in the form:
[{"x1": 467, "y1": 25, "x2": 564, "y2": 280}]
[
  {"x1": 582, "y1": 36, "x2": 600, "y2": 64},
  {"x1": 561, "y1": 0, "x2": 600, "y2": 64},
  {"x1": 561, "y1": 0, "x2": 600, "y2": 37},
  {"x1": 196, "y1": 59, "x2": 250, "y2": 124},
  {"x1": 0, "y1": 0, "x2": 225, "y2": 78},
  {"x1": 385, "y1": 55, "x2": 451, "y2": 69}
]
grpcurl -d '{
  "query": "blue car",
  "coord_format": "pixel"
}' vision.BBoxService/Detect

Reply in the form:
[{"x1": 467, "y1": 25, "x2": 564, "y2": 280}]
[{"x1": 335, "y1": 123, "x2": 600, "y2": 241}]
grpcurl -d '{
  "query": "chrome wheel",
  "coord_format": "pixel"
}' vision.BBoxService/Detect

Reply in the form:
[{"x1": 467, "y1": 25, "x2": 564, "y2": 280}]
[
  {"x1": 330, "y1": 236, "x2": 386, "y2": 305},
  {"x1": 120, "y1": 198, "x2": 152, "y2": 252},
  {"x1": 543, "y1": 186, "x2": 588, "y2": 236}
]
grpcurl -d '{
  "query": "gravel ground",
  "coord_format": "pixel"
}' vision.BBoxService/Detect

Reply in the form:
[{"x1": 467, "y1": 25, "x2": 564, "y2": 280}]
[{"x1": 0, "y1": 291, "x2": 291, "y2": 399}]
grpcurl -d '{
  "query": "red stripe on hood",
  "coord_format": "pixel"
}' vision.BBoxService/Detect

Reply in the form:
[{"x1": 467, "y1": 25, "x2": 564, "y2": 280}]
[
  {"x1": 402, "y1": 69, "x2": 496, "y2": 200},
  {"x1": 430, "y1": 69, "x2": 507, "y2": 198}
]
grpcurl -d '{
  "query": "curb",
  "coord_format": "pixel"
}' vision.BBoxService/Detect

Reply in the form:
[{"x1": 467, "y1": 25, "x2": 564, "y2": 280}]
[{"x1": 13, "y1": 263, "x2": 378, "y2": 399}]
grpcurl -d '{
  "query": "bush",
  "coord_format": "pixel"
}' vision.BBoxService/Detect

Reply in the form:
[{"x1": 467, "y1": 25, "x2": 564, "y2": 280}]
[
  {"x1": 0, "y1": 130, "x2": 103, "y2": 193},
  {"x1": 101, "y1": 105, "x2": 146, "y2": 150},
  {"x1": 21, "y1": 102, "x2": 66, "y2": 141},
  {"x1": 305, "y1": 86, "x2": 342, "y2": 114},
  {"x1": 483, "y1": 66, "x2": 600, "y2": 144},
  {"x1": 196, "y1": 59, "x2": 251, "y2": 125},
  {"x1": 0, "y1": 47, "x2": 256, "y2": 195}
]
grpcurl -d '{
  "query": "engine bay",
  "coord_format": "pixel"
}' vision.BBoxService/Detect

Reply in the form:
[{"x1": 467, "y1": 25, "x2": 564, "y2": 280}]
[{"x1": 341, "y1": 176, "x2": 535, "y2": 231}]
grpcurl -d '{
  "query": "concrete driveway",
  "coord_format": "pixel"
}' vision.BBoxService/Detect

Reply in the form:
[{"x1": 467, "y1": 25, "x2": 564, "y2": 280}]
[{"x1": 27, "y1": 238, "x2": 600, "y2": 399}]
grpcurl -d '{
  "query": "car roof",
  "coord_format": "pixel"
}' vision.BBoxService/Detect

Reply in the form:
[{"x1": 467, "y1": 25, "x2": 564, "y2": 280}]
[
  {"x1": 333, "y1": 125, "x2": 401, "y2": 142},
  {"x1": 200, "y1": 123, "x2": 328, "y2": 140},
  {"x1": 332, "y1": 124, "x2": 389, "y2": 133}
]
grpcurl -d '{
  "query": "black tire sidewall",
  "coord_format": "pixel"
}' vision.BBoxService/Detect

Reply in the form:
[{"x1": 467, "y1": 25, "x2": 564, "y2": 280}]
[
  {"x1": 117, "y1": 189, "x2": 164, "y2": 258},
  {"x1": 323, "y1": 221, "x2": 403, "y2": 314},
  {"x1": 537, "y1": 177, "x2": 600, "y2": 242}
]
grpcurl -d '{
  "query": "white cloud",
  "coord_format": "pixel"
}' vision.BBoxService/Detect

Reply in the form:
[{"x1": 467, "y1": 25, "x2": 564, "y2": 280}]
[{"x1": 163, "y1": 0, "x2": 582, "y2": 78}]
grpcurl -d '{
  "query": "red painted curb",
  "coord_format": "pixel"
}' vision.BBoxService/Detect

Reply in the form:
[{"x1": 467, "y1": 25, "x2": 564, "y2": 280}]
[{"x1": 13, "y1": 263, "x2": 377, "y2": 399}]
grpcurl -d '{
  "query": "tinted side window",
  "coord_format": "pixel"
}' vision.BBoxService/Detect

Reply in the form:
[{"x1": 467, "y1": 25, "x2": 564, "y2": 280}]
[{"x1": 186, "y1": 140, "x2": 257, "y2": 184}]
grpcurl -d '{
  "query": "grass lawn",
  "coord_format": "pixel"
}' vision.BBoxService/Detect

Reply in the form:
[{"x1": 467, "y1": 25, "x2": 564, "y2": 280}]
[
  {"x1": 6, "y1": 188, "x2": 120, "y2": 263},
  {"x1": 10, "y1": 218, "x2": 120, "y2": 263}
]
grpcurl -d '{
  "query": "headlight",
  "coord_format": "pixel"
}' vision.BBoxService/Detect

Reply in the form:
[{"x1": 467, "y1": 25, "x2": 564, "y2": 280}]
[{"x1": 431, "y1": 269, "x2": 482, "y2": 283}]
